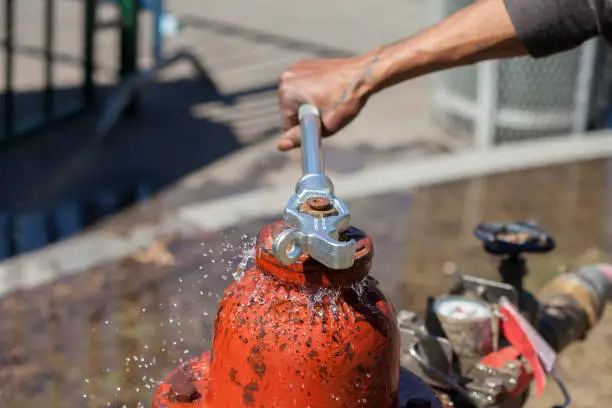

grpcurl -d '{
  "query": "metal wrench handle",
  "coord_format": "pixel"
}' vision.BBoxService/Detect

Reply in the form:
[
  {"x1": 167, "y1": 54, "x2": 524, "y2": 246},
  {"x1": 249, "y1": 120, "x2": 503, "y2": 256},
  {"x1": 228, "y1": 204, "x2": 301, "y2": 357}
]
[
  {"x1": 298, "y1": 104, "x2": 324, "y2": 175},
  {"x1": 271, "y1": 104, "x2": 355, "y2": 270}
]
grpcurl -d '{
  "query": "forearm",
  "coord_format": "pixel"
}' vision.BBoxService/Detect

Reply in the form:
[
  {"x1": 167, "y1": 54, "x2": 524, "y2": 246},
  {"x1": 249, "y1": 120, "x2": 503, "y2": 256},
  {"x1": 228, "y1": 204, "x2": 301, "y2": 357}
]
[
  {"x1": 362, "y1": 0, "x2": 607, "y2": 97},
  {"x1": 366, "y1": 0, "x2": 526, "y2": 95}
]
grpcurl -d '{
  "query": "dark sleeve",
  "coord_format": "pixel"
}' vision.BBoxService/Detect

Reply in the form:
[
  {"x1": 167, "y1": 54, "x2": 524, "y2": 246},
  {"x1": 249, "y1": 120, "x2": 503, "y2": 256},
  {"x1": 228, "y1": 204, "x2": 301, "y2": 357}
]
[{"x1": 503, "y1": 0, "x2": 612, "y2": 58}]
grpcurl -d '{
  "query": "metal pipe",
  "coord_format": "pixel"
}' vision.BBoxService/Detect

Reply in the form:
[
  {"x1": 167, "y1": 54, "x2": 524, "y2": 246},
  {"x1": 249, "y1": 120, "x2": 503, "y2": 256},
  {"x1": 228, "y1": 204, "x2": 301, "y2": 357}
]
[
  {"x1": 298, "y1": 104, "x2": 324, "y2": 175},
  {"x1": 537, "y1": 265, "x2": 612, "y2": 352}
]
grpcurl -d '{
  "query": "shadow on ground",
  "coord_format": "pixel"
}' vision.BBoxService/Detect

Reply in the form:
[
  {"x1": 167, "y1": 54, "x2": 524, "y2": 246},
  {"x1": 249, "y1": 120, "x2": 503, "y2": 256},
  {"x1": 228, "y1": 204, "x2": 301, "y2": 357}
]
[{"x1": 0, "y1": 75, "x2": 250, "y2": 257}]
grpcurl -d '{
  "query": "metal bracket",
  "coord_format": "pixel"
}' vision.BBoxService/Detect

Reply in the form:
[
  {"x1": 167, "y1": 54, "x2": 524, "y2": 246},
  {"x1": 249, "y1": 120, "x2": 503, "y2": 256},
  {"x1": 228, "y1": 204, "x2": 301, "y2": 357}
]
[
  {"x1": 271, "y1": 105, "x2": 355, "y2": 270},
  {"x1": 452, "y1": 274, "x2": 519, "y2": 307}
]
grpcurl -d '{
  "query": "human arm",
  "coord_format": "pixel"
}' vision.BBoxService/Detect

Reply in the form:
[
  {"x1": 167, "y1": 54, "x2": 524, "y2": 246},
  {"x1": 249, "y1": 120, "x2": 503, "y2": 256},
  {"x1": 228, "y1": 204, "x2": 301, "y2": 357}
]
[{"x1": 277, "y1": 0, "x2": 610, "y2": 151}]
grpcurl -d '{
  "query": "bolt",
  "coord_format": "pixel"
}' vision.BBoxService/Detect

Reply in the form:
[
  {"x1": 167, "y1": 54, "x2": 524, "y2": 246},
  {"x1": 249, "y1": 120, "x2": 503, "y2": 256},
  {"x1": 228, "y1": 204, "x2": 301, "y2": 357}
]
[
  {"x1": 306, "y1": 197, "x2": 332, "y2": 211},
  {"x1": 485, "y1": 377, "x2": 504, "y2": 390},
  {"x1": 168, "y1": 369, "x2": 200, "y2": 403},
  {"x1": 169, "y1": 383, "x2": 199, "y2": 403}
]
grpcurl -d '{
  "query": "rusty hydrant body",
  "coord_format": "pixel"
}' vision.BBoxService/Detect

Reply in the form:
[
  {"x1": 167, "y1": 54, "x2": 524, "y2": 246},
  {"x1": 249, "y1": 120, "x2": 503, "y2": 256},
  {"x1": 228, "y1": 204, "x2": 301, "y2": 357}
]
[
  {"x1": 152, "y1": 222, "x2": 399, "y2": 407},
  {"x1": 151, "y1": 105, "x2": 401, "y2": 407}
]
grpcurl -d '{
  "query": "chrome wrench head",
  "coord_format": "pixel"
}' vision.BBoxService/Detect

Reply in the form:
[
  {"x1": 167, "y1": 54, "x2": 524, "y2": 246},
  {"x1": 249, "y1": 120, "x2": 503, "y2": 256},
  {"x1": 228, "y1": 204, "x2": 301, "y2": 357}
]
[{"x1": 271, "y1": 105, "x2": 356, "y2": 270}]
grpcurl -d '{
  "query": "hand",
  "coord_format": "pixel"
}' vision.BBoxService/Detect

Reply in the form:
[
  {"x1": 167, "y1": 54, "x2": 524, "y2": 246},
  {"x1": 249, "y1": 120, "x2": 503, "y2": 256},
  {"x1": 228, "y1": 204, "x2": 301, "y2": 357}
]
[{"x1": 276, "y1": 50, "x2": 381, "y2": 151}]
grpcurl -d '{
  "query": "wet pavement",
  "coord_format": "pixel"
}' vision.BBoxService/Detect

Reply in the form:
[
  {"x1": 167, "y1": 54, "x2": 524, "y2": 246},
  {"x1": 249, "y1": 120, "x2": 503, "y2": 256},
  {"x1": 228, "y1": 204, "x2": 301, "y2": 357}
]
[{"x1": 1, "y1": 158, "x2": 611, "y2": 408}]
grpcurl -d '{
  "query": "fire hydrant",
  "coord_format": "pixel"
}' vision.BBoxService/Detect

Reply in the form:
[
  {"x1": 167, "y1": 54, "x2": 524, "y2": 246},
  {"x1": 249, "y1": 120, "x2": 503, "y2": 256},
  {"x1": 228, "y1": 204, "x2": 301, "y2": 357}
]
[{"x1": 151, "y1": 105, "x2": 404, "y2": 407}]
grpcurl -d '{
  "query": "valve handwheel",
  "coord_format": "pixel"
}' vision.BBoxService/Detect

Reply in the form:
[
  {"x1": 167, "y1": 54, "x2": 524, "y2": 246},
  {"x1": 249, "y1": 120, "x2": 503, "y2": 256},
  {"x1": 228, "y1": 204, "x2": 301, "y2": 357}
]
[{"x1": 474, "y1": 222, "x2": 555, "y2": 256}]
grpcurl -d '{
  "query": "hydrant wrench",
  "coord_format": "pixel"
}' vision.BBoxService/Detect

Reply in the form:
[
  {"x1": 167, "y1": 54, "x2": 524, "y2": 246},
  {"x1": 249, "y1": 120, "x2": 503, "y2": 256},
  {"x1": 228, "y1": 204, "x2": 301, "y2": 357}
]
[{"x1": 271, "y1": 104, "x2": 356, "y2": 270}]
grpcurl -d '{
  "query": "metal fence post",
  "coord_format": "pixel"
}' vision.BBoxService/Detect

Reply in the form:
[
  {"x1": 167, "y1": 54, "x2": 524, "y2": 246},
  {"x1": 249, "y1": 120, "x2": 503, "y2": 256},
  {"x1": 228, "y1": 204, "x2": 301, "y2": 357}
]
[
  {"x1": 572, "y1": 39, "x2": 598, "y2": 135},
  {"x1": 119, "y1": 0, "x2": 140, "y2": 116},
  {"x1": 83, "y1": 0, "x2": 97, "y2": 110},
  {"x1": 3, "y1": 0, "x2": 15, "y2": 140},
  {"x1": 475, "y1": 60, "x2": 499, "y2": 150},
  {"x1": 44, "y1": 0, "x2": 56, "y2": 120}
]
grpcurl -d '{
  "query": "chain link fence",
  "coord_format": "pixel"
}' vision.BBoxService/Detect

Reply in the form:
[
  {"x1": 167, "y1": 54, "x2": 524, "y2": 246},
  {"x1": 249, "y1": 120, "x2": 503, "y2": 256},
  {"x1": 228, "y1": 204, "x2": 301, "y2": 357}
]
[{"x1": 428, "y1": 0, "x2": 612, "y2": 148}]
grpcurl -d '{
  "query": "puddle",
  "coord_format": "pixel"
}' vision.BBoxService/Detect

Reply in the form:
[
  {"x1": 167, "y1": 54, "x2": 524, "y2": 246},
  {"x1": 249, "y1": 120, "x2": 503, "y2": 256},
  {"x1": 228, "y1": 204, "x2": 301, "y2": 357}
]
[{"x1": 0, "y1": 158, "x2": 610, "y2": 408}]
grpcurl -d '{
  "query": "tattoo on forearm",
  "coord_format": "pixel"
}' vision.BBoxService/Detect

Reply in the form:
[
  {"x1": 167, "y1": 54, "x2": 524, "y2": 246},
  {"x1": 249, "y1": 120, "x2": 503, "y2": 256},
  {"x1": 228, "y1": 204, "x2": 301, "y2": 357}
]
[{"x1": 323, "y1": 46, "x2": 385, "y2": 115}]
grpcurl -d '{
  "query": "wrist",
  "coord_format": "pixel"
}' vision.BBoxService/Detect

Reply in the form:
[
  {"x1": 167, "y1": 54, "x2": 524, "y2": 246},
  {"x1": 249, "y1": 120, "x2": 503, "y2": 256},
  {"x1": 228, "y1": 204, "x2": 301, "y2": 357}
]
[
  {"x1": 356, "y1": 41, "x2": 426, "y2": 98},
  {"x1": 353, "y1": 47, "x2": 389, "y2": 99}
]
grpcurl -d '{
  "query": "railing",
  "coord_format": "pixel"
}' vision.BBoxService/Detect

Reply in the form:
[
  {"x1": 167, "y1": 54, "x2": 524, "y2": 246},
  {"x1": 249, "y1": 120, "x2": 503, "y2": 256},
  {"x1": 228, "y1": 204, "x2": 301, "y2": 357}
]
[
  {"x1": 1, "y1": 0, "x2": 98, "y2": 141},
  {"x1": 0, "y1": 0, "x2": 225, "y2": 262},
  {"x1": 0, "y1": 0, "x2": 145, "y2": 142},
  {"x1": 0, "y1": 0, "x2": 146, "y2": 260}
]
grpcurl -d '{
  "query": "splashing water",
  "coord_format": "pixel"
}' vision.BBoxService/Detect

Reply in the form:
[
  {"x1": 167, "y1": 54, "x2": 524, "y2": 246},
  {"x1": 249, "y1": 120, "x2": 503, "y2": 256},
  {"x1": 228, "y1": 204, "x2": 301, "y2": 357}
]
[
  {"x1": 75, "y1": 232, "x2": 260, "y2": 408},
  {"x1": 349, "y1": 278, "x2": 368, "y2": 302},
  {"x1": 200, "y1": 233, "x2": 256, "y2": 282},
  {"x1": 232, "y1": 234, "x2": 257, "y2": 281}
]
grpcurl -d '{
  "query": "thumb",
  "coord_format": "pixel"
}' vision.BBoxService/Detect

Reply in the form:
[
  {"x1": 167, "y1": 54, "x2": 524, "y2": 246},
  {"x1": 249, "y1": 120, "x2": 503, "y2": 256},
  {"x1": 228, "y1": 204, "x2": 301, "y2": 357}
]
[{"x1": 277, "y1": 125, "x2": 301, "y2": 151}]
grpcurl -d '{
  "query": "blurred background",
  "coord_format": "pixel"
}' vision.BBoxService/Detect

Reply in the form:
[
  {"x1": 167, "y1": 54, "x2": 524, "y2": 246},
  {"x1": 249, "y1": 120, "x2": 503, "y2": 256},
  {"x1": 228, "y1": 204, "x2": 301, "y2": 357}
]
[{"x1": 1, "y1": 0, "x2": 612, "y2": 407}]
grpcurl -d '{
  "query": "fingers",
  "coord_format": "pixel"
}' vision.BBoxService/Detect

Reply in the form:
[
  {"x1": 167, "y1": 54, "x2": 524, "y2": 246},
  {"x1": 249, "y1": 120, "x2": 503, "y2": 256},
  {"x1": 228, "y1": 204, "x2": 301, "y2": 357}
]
[
  {"x1": 277, "y1": 125, "x2": 301, "y2": 151},
  {"x1": 278, "y1": 71, "x2": 301, "y2": 132}
]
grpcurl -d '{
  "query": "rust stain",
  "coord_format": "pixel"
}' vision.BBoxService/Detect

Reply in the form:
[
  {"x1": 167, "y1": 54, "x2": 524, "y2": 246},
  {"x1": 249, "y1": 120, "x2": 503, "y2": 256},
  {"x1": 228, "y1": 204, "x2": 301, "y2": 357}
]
[
  {"x1": 229, "y1": 368, "x2": 241, "y2": 386},
  {"x1": 247, "y1": 345, "x2": 267, "y2": 378},
  {"x1": 242, "y1": 381, "x2": 259, "y2": 406}
]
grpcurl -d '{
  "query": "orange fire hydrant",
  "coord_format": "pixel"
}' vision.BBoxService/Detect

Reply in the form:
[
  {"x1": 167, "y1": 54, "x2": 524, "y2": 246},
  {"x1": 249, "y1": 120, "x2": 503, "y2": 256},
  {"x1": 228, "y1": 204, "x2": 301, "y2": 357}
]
[{"x1": 151, "y1": 105, "x2": 402, "y2": 407}]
